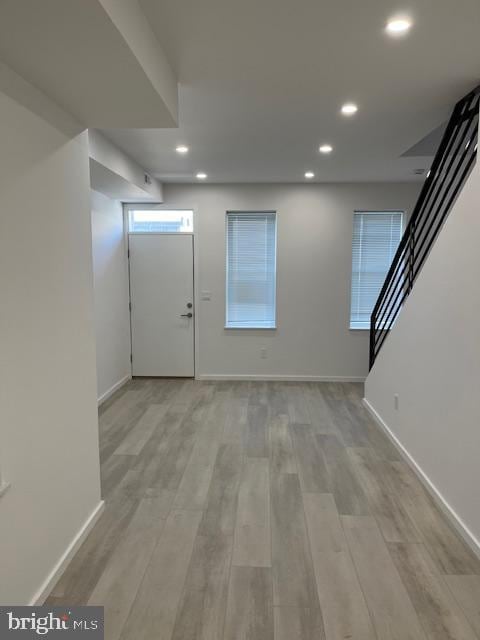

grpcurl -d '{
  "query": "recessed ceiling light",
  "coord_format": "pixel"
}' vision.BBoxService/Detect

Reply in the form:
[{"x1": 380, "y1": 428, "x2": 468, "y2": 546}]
[
  {"x1": 319, "y1": 144, "x2": 333, "y2": 154},
  {"x1": 386, "y1": 17, "x2": 412, "y2": 36},
  {"x1": 196, "y1": 172, "x2": 207, "y2": 180},
  {"x1": 304, "y1": 171, "x2": 315, "y2": 179},
  {"x1": 341, "y1": 103, "x2": 358, "y2": 116},
  {"x1": 176, "y1": 145, "x2": 189, "y2": 154}
]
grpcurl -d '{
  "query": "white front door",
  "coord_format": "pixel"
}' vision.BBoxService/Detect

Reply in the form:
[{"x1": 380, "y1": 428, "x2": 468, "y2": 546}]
[{"x1": 129, "y1": 234, "x2": 194, "y2": 377}]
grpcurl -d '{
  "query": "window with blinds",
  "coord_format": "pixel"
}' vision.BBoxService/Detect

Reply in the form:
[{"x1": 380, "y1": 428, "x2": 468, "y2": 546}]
[
  {"x1": 226, "y1": 212, "x2": 277, "y2": 329},
  {"x1": 350, "y1": 211, "x2": 404, "y2": 329}
]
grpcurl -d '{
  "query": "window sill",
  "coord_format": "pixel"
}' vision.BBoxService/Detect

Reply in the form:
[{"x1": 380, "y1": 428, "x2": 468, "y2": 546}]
[
  {"x1": 349, "y1": 327, "x2": 370, "y2": 331},
  {"x1": 224, "y1": 325, "x2": 277, "y2": 330},
  {"x1": 127, "y1": 231, "x2": 194, "y2": 236}
]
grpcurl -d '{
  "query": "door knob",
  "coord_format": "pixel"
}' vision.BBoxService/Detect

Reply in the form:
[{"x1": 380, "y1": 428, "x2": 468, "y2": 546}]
[{"x1": 180, "y1": 312, "x2": 193, "y2": 318}]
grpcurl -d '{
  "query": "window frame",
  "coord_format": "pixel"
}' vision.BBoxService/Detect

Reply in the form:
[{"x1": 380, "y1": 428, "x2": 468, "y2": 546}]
[
  {"x1": 349, "y1": 209, "x2": 405, "y2": 331},
  {"x1": 225, "y1": 210, "x2": 278, "y2": 330}
]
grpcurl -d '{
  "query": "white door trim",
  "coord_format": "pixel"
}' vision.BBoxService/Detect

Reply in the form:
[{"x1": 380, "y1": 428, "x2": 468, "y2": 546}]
[{"x1": 123, "y1": 203, "x2": 200, "y2": 378}]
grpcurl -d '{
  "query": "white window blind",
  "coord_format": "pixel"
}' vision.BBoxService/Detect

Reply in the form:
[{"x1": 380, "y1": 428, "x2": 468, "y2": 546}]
[
  {"x1": 226, "y1": 212, "x2": 277, "y2": 329},
  {"x1": 350, "y1": 211, "x2": 403, "y2": 329}
]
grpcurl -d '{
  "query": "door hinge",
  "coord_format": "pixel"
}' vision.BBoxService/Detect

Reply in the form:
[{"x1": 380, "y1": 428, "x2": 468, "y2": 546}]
[
  {"x1": 127, "y1": 249, "x2": 130, "y2": 259},
  {"x1": 130, "y1": 353, "x2": 133, "y2": 363},
  {"x1": 129, "y1": 301, "x2": 132, "y2": 312}
]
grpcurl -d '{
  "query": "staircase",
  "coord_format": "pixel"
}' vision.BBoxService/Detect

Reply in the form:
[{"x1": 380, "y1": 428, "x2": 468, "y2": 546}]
[{"x1": 370, "y1": 86, "x2": 480, "y2": 369}]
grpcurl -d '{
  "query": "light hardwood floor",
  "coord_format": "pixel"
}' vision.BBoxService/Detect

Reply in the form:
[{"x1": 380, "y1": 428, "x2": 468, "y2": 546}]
[{"x1": 47, "y1": 379, "x2": 480, "y2": 640}]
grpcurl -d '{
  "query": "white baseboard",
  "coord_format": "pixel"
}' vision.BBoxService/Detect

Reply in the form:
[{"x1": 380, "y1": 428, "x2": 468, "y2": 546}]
[
  {"x1": 97, "y1": 374, "x2": 131, "y2": 406},
  {"x1": 31, "y1": 500, "x2": 105, "y2": 605},
  {"x1": 363, "y1": 398, "x2": 480, "y2": 560},
  {"x1": 196, "y1": 374, "x2": 366, "y2": 382}
]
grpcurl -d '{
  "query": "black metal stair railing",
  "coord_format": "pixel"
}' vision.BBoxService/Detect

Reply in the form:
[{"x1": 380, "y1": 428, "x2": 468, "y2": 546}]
[{"x1": 370, "y1": 85, "x2": 480, "y2": 369}]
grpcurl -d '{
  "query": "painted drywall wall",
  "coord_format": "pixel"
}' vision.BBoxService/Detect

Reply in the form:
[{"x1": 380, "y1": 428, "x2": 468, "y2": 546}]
[
  {"x1": 0, "y1": 79, "x2": 101, "y2": 604},
  {"x1": 365, "y1": 160, "x2": 480, "y2": 547},
  {"x1": 162, "y1": 183, "x2": 420, "y2": 379},
  {"x1": 91, "y1": 190, "x2": 131, "y2": 403},
  {"x1": 88, "y1": 129, "x2": 163, "y2": 201}
]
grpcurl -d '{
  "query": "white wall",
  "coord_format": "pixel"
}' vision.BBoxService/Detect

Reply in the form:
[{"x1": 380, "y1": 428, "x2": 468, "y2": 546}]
[
  {"x1": 162, "y1": 183, "x2": 420, "y2": 380},
  {"x1": 89, "y1": 129, "x2": 163, "y2": 201},
  {"x1": 91, "y1": 190, "x2": 131, "y2": 403},
  {"x1": 0, "y1": 77, "x2": 101, "y2": 604},
  {"x1": 365, "y1": 160, "x2": 480, "y2": 548}
]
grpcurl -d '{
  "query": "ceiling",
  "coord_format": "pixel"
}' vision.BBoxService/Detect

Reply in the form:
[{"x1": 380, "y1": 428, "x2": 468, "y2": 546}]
[
  {"x1": 0, "y1": 0, "x2": 177, "y2": 129},
  {"x1": 102, "y1": 0, "x2": 480, "y2": 183}
]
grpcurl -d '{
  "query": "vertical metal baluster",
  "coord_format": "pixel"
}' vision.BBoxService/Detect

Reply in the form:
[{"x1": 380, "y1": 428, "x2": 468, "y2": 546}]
[
  {"x1": 369, "y1": 311, "x2": 376, "y2": 370},
  {"x1": 408, "y1": 222, "x2": 415, "y2": 294}
]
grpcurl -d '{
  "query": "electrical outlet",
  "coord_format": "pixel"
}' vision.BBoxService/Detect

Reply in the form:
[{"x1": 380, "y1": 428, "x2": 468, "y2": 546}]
[
  {"x1": 394, "y1": 394, "x2": 399, "y2": 410},
  {"x1": 260, "y1": 347, "x2": 267, "y2": 359}
]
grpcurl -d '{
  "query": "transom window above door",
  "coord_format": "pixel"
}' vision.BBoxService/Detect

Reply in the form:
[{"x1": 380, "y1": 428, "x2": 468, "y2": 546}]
[{"x1": 128, "y1": 209, "x2": 193, "y2": 233}]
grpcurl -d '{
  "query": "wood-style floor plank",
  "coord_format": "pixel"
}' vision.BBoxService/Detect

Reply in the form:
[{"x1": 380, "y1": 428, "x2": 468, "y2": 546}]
[
  {"x1": 88, "y1": 497, "x2": 166, "y2": 640},
  {"x1": 348, "y1": 447, "x2": 420, "y2": 542},
  {"x1": 116, "y1": 406, "x2": 185, "y2": 499},
  {"x1": 444, "y1": 575, "x2": 480, "y2": 637},
  {"x1": 342, "y1": 515, "x2": 427, "y2": 640},
  {"x1": 287, "y1": 384, "x2": 311, "y2": 425},
  {"x1": 270, "y1": 473, "x2": 324, "y2": 631},
  {"x1": 318, "y1": 435, "x2": 370, "y2": 516},
  {"x1": 170, "y1": 533, "x2": 232, "y2": 640},
  {"x1": 383, "y1": 461, "x2": 480, "y2": 574},
  {"x1": 101, "y1": 454, "x2": 137, "y2": 498},
  {"x1": 246, "y1": 402, "x2": 269, "y2": 458},
  {"x1": 313, "y1": 551, "x2": 378, "y2": 640},
  {"x1": 209, "y1": 388, "x2": 233, "y2": 429},
  {"x1": 321, "y1": 383, "x2": 368, "y2": 447},
  {"x1": 290, "y1": 424, "x2": 329, "y2": 493},
  {"x1": 222, "y1": 394, "x2": 248, "y2": 445},
  {"x1": 303, "y1": 383, "x2": 337, "y2": 436},
  {"x1": 340, "y1": 383, "x2": 400, "y2": 461},
  {"x1": 269, "y1": 414, "x2": 296, "y2": 475},
  {"x1": 199, "y1": 444, "x2": 243, "y2": 536},
  {"x1": 173, "y1": 422, "x2": 221, "y2": 510},
  {"x1": 120, "y1": 509, "x2": 202, "y2": 640},
  {"x1": 46, "y1": 379, "x2": 480, "y2": 640},
  {"x1": 303, "y1": 493, "x2": 346, "y2": 553},
  {"x1": 388, "y1": 542, "x2": 478, "y2": 640},
  {"x1": 114, "y1": 403, "x2": 168, "y2": 456},
  {"x1": 303, "y1": 494, "x2": 375, "y2": 640},
  {"x1": 47, "y1": 496, "x2": 139, "y2": 605},
  {"x1": 147, "y1": 411, "x2": 200, "y2": 493},
  {"x1": 232, "y1": 458, "x2": 271, "y2": 567},
  {"x1": 224, "y1": 566, "x2": 274, "y2": 640},
  {"x1": 273, "y1": 606, "x2": 324, "y2": 640},
  {"x1": 99, "y1": 389, "x2": 145, "y2": 429},
  {"x1": 267, "y1": 382, "x2": 289, "y2": 418}
]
